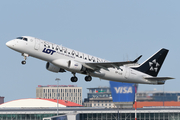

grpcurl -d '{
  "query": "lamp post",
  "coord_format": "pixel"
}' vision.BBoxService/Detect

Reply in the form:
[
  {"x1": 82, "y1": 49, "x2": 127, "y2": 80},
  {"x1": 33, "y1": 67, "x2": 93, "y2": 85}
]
[{"x1": 55, "y1": 78, "x2": 60, "y2": 116}]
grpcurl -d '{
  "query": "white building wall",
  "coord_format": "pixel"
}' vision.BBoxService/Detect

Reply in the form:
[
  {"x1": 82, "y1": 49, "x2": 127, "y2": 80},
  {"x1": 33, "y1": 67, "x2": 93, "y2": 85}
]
[{"x1": 36, "y1": 86, "x2": 82, "y2": 105}]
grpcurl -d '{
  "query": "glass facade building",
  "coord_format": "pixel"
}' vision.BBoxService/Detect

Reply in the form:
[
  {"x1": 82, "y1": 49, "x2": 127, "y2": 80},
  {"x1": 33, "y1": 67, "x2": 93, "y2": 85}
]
[
  {"x1": 0, "y1": 114, "x2": 57, "y2": 120},
  {"x1": 0, "y1": 108, "x2": 180, "y2": 120},
  {"x1": 80, "y1": 112, "x2": 180, "y2": 120}
]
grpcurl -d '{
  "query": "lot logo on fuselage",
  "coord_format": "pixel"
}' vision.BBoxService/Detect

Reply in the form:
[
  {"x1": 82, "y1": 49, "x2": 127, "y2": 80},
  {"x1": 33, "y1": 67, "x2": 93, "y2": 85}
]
[
  {"x1": 42, "y1": 48, "x2": 56, "y2": 55},
  {"x1": 114, "y1": 87, "x2": 132, "y2": 94}
]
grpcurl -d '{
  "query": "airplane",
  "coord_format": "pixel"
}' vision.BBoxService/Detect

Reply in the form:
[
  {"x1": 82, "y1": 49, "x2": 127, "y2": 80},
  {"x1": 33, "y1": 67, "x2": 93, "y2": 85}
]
[{"x1": 6, "y1": 36, "x2": 174, "y2": 84}]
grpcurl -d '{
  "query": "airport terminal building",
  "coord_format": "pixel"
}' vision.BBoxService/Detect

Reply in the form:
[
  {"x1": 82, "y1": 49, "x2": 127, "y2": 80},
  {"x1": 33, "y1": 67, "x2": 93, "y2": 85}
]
[
  {"x1": 0, "y1": 107, "x2": 180, "y2": 120},
  {"x1": 1, "y1": 83, "x2": 180, "y2": 120}
]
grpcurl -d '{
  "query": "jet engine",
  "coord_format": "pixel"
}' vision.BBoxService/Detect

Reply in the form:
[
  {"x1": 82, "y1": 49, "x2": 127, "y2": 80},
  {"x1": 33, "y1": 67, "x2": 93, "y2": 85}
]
[
  {"x1": 46, "y1": 62, "x2": 66, "y2": 73},
  {"x1": 68, "y1": 60, "x2": 86, "y2": 72},
  {"x1": 52, "y1": 59, "x2": 86, "y2": 72}
]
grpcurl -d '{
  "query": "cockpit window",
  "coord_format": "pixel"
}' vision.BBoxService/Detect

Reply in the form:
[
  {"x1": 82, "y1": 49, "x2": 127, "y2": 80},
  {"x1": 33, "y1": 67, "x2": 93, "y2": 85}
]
[
  {"x1": 23, "y1": 38, "x2": 28, "y2": 41},
  {"x1": 16, "y1": 37, "x2": 23, "y2": 40},
  {"x1": 16, "y1": 37, "x2": 28, "y2": 41}
]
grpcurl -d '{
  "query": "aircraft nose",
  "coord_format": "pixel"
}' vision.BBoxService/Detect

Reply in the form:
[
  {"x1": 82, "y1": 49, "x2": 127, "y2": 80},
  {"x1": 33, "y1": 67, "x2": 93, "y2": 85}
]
[{"x1": 6, "y1": 40, "x2": 14, "y2": 48}]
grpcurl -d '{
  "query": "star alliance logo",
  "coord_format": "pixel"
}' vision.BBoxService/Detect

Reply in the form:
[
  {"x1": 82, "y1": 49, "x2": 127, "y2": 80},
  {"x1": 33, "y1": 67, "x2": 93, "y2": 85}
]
[{"x1": 149, "y1": 59, "x2": 160, "y2": 72}]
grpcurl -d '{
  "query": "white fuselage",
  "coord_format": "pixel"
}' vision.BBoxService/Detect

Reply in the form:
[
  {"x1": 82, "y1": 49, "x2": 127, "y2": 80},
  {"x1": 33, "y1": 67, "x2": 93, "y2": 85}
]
[{"x1": 6, "y1": 36, "x2": 157, "y2": 84}]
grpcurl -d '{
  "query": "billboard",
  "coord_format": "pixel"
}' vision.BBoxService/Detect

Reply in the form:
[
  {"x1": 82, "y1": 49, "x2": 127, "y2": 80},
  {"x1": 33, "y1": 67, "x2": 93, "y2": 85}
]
[{"x1": 110, "y1": 81, "x2": 136, "y2": 102}]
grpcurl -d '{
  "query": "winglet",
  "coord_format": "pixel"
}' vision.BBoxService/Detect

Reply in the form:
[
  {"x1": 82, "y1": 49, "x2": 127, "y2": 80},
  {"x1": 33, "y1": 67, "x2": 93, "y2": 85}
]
[{"x1": 133, "y1": 55, "x2": 142, "y2": 63}]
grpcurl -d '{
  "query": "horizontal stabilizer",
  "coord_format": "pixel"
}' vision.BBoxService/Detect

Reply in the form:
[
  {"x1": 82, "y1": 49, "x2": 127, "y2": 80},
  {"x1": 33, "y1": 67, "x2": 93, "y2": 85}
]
[
  {"x1": 144, "y1": 77, "x2": 174, "y2": 81},
  {"x1": 133, "y1": 55, "x2": 142, "y2": 63}
]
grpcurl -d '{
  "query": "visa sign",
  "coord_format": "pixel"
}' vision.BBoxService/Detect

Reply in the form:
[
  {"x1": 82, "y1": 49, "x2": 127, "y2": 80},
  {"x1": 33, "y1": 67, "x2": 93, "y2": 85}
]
[
  {"x1": 114, "y1": 87, "x2": 132, "y2": 94},
  {"x1": 110, "y1": 81, "x2": 135, "y2": 102}
]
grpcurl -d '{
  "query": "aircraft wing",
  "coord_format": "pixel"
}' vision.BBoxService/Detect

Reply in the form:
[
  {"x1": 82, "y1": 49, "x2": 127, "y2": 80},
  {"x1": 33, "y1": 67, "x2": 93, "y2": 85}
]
[
  {"x1": 84, "y1": 55, "x2": 142, "y2": 71},
  {"x1": 144, "y1": 77, "x2": 174, "y2": 81}
]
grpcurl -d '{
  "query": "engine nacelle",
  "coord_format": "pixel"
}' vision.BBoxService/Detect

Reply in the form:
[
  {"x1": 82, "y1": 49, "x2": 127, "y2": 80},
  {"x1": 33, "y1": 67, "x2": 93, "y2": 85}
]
[
  {"x1": 52, "y1": 59, "x2": 86, "y2": 72},
  {"x1": 46, "y1": 62, "x2": 66, "y2": 73},
  {"x1": 68, "y1": 60, "x2": 86, "y2": 72}
]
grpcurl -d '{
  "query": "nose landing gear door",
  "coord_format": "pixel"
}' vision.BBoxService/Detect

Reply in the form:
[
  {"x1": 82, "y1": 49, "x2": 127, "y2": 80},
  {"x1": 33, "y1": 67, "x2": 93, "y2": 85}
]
[{"x1": 34, "y1": 39, "x2": 40, "y2": 50}]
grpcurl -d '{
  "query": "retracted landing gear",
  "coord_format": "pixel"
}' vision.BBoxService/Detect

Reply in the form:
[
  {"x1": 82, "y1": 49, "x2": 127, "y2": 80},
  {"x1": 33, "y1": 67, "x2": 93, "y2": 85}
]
[
  {"x1": 85, "y1": 75, "x2": 92, "y2": 82},
  {"x1": 71, "y1": 72, "x2": 78, "y2": 82},
  {"x1": 21, "y1": 53, "x2": 29, "y2": 65}
]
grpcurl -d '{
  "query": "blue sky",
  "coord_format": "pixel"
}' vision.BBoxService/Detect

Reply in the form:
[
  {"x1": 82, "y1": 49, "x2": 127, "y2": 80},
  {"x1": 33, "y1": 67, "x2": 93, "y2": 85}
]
[{"x1": 1, "y1": 1, "x2": 180, "y2": 102}]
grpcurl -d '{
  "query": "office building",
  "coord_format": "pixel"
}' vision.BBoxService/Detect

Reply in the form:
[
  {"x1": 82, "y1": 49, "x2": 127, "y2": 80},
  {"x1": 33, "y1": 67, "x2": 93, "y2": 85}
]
[
  {"x1": 137, "y1": 91, "x2": 180, "y2": 102},
  {"x1": 83, "y1": 86, "x2": 180, "y2": 108},
  {"x1": 83, "y1": 87, "x2": 115, "y2": 108},
  {"x1": 36, "y1": 85, "x2": 82, "y2": 105}
]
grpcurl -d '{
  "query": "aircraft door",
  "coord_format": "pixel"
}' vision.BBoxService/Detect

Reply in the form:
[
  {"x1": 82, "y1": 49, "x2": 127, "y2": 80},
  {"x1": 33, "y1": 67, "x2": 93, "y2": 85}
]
[{"x1": 34, "y1": 39, "x2": 40, "y2": 50}]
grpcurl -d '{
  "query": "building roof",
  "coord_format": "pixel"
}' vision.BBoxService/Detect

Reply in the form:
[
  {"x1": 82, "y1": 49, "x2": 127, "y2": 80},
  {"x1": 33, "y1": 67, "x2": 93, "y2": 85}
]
[
  {"x1": 0, "y1": 98, "x2": 82, "y2": 108},
  {"x1": 37, "y1": 85, "x2": 79, "y2": 87},
  {"x1": 133, "y1": 101, "x2": 180, "y2": 108}
]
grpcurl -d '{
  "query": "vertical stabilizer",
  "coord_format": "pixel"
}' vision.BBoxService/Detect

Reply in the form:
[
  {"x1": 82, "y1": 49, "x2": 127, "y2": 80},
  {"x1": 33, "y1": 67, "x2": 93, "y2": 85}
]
[{"x1": 134, "y1": 48, "x2": 169, "y2": 77}]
